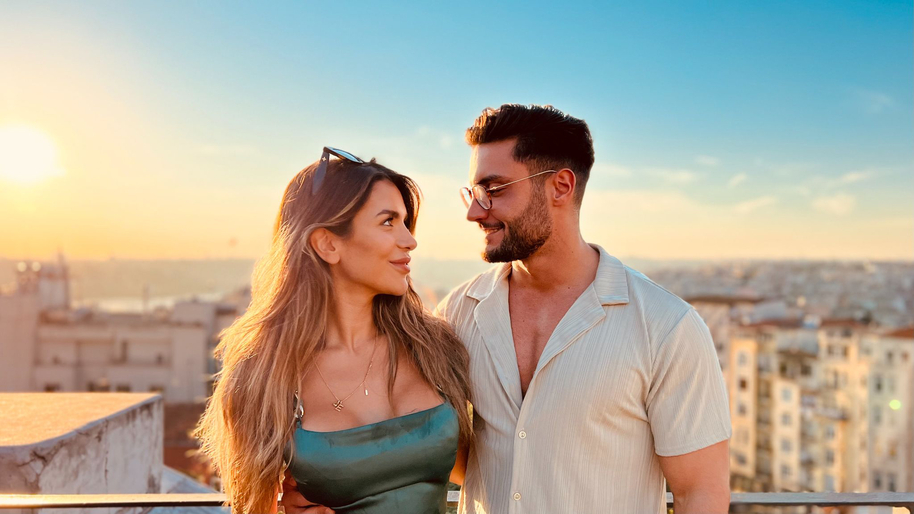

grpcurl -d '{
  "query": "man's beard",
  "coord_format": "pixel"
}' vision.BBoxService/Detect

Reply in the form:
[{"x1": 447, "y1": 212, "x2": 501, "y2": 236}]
[{"x1": 482, "y1": 186, "x2": 553, "y2": 263}]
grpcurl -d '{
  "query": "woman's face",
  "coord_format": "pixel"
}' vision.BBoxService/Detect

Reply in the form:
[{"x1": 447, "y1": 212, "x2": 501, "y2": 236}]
[{"x1": 331, "y1": 180, "x2": 417, "y2": 297}]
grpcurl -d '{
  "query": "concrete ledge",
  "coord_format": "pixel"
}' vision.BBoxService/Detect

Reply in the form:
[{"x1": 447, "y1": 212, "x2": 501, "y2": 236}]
[{"x1": 0, "y1": 393, "x2": 163, "y2": 514}]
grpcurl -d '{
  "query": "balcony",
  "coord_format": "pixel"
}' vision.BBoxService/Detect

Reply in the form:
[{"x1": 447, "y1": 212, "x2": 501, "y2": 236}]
[
  {"x1": 1, "y1": 491, "x2": 913, "y2": 512},
  {"x1": 2, "y1": 393, "x2": 913, "y2": 513}
]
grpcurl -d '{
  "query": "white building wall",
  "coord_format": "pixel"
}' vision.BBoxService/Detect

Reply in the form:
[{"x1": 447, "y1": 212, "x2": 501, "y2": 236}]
[
  {"x1": 729, "y1": 336, "x2": 757, "y2": 480},
  {"x1": 0, "y1": 293, "x2": 40, "y2": 391},
  {"x1": 866, "y1": 332, "x2": 914, "y2": 493}
]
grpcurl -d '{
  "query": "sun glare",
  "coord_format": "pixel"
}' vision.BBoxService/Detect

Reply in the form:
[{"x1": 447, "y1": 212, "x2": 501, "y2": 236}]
[{"x1": 0, "y1": 125, "x2": 65, "y2": 185}]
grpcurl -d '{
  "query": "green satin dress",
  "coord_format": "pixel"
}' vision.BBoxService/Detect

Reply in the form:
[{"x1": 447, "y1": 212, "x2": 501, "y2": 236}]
[{"x1": 288, "y1": 401, "x2": 458, "y2": 514}]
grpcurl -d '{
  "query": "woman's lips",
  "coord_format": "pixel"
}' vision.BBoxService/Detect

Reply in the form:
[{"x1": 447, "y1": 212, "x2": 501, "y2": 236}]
[{"x1": 390, "y1": 257, "x2": 411, "y2": 273}]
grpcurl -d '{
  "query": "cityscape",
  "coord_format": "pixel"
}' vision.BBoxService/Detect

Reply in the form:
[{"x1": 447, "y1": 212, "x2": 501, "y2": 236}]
[
  {"x1": 1, "y1": 254, "x2": 911, "y2": 512},
  {"x1": 1, "y1": 1, "x2": 911, "y2": 512}
]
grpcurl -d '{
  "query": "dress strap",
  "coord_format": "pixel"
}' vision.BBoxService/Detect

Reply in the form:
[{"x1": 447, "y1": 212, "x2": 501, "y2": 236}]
[{"x1": 293, "y1": 390, "x2": 304, "y2": 428}]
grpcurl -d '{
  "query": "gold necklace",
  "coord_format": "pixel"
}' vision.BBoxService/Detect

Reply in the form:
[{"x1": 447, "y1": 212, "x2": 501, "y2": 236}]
[{"x1": 314, "y1": 338, "x2": 378, "y2": 412}]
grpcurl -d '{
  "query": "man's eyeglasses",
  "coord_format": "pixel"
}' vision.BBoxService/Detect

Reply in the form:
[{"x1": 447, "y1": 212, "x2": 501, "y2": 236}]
[
  {"x1": 460, "y1": 169, "x2": 558, "y2": 210},
  {"x1": 312, "y1": 146, "x2": 365, "y2": 195}
]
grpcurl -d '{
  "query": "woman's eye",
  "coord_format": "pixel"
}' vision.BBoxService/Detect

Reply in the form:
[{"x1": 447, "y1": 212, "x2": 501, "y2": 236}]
[{"x1": 383, "y1": 217, "x2": 394, "y2": 226}]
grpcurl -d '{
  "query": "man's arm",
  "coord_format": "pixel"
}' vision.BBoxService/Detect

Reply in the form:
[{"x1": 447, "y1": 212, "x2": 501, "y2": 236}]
[
  {"x1": 449, "y1": 440, "x2": 469, "y2": 486},
  {"x1": 659, "y1": 440, "x2": 730, "y2": 514},
  {"x1": 279, "y1": 470, "x2": 335, "y2": 514}
]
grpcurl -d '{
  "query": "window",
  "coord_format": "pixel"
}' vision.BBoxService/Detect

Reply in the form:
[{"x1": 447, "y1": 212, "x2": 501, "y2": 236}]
[
  {"x1": 825, "y1": 425, "x2": 835, "y2": 440},
  {"x1": 826, "y1": 450, "x2": 835, "y2": 465},
  {"x1": 842, "y1": 346, "x2": 848, "y2": 357},
  {"x1": 781, "y1": 465, "x2": 791, "y2": 477},
  {"x1": 875, "y1": 375, "x2": 883, "y2": 393},
  {"x1": 738, "y1": 351, "x2": 748, "y2": 366},
  {"x1": 781, "y1": 439, "x2": 792, "y2": 452},
  {"x1": 149, "y1": 385, "x2": 164, "y2": 393},
  {"x1": 781, "y1": 413, "x2": 792, "y2": 426},
  {"x1": 88, "y1": 381, "x2": 110, "y2": 392},
  {"x1": 888, "y1": 473, "x2": 897, "y2": 492},
  {"x1": 888, "y1": 442, "x2": 897, "y2": 459},
  {"x1": 44, "y1": 383, "x2": 61, "y2": 392},
  {"x1": 782, "y1": 388, "x2": 792, "y2": 402},
  {"x1": 156, "y1": 354, "x2": 165, "y2": 365},
  {"x1": 116, "y1": 384, "x2": 131, "y2": 392},
  {"x1": 801, "y1": 364, "x2": 812, "y2": 376},
  {"x1": 739, "y1": 378, "x2": 748, "y2": 391},
  {"x1": 874, "y1": 472, "x2": 882, "y2": 490},
  {"x1": 735, "y1": 453, "x2": 747, "y2": 465},
  {"x1": 737, "y1": 403, "x2": 747, "y2": 416},
  {"x1": 886, "y1": 351, "x2": 893, "y2": 364},
  {"x1": 825, "y1": 474, "x2": 835, "y2": 491}
]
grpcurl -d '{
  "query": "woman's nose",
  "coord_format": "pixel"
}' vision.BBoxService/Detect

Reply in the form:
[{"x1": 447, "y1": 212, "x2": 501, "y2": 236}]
[{"x1": 400, "y1": 229, "x2": 418, "y2": 251}]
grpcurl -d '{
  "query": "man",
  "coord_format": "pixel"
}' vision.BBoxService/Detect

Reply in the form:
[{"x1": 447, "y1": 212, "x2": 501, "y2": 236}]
[{"x1": 282, "y1": 104, "x2": 731, "y2": 513}]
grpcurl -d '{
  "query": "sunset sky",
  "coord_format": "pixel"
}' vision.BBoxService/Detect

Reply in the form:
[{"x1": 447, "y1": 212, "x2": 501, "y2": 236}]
[{"x1": 1, "y1": 1, "x2": 912, "y2": 262}]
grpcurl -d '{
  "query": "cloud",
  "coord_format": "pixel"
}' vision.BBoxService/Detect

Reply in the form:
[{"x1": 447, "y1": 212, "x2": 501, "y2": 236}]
[
  {"x1": 804, "y1": 170, "x2": 876, "y2": 189},
  {"x1": 733, "y1": 196, "x2": 778, "y2": 214},
  {"x1": 592, "y1": 162, "x2": 633, "y2": 179},
  {"x1": 584, "y1": 188, "x2": 696, "y2": 214},
  {"x1": 833, "y1": 171, "x2": 872, "y2": 186},
  {"x1": 855, "y1": 89, "x2": 893, "y2": 114},
  {"x1": 728, "y1": 173, "x2": 748, "y2": 188},
  {"x1": 695, "y1": 155, "x2": 719, "y2": 166},
  {"x1": 813, "y1": 193, "x2": 856, "y2": 215},
  {"x1": 649, "y1": 168, "x2": 701, "y2": 185}
]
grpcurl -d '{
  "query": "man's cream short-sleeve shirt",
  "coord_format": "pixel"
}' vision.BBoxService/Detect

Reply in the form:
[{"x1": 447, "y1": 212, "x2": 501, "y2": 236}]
[{"x1": 436, "y1": 245, "x2": 731, "y2": 514}]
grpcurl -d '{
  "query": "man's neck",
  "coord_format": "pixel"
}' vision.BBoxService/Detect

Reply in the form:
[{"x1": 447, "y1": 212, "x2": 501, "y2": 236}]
[{"x1": 509, "y1": 232, "x2": 600, "y2": 295}]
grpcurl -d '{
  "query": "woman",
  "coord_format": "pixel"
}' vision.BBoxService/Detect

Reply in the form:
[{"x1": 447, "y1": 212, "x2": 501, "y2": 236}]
[{"x1": 195, "y1": 147, "x2": 472, "y2": 514}]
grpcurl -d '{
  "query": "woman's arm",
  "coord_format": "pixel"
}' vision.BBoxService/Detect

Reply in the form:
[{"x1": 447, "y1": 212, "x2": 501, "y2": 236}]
[{"x1": 449, "y1": 440, "x2": 469, "y2": 486}]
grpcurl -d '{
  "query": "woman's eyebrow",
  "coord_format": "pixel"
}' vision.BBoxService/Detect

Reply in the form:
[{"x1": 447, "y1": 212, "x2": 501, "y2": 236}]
[{"x1": 376, "y1": 209, "x2": 402, "y2": 218}]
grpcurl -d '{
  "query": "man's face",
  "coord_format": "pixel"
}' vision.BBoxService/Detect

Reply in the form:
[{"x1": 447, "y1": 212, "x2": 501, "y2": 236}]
[{"x1": 466, "y1": 140, "x2": 553, "y2": 263}]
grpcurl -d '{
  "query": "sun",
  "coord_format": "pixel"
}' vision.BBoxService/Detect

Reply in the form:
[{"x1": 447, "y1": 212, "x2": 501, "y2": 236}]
[{"x1": 0, "y1": 125, "x2": 65, "y2": 185}]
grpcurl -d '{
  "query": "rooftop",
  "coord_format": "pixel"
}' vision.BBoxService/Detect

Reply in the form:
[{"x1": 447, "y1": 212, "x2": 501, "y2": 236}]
[
  {"x1": 884, "y1": 326, "x2": 914, "y2": 339},
  {"x1": 0, "y1": 392, "x2": 159, "y2": 447}
]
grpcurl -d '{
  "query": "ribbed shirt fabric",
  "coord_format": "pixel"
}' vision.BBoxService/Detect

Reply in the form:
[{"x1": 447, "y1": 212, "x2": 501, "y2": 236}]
[{"x1": 435, "y1": 245, "x2": 732, "y2": 514}]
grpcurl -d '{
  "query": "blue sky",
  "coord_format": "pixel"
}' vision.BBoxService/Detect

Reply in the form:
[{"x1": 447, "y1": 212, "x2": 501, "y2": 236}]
[{"x1": 0, "y1": 0, "x2": 911, "y2": 260}]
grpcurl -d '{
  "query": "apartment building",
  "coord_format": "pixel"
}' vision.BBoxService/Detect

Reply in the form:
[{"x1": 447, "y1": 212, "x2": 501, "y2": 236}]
[
  {"x1": 0, "y1": 260, "x2": 242, "y2": 403},
  {"x1": 864, "y1": 326, "x2": 914, "y2": 493}
]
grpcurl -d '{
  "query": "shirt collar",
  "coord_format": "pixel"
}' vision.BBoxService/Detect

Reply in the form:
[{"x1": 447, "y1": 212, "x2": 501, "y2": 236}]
[{"x1": 466, "y1": 244, "x2": 630, "y2": 306}]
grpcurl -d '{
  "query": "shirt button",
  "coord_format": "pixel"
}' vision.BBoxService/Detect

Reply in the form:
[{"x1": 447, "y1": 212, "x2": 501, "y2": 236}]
[
  {"x1": 513, "y1": 492, "x2": 522, "y2": 501},
  {"x1": 518, "y1": 430, "x2": 527, "y2": 439}
]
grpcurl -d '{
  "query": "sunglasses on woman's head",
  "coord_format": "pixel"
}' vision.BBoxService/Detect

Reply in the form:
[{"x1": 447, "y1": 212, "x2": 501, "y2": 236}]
[{"x1": 312, "y1": 146, "x2": 366, "y2": 195}]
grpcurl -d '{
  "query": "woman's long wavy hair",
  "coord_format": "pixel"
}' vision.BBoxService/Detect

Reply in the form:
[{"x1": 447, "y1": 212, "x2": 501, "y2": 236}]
[{"x1": 194, "y1": 158, "x2": 472, "y2": 513}]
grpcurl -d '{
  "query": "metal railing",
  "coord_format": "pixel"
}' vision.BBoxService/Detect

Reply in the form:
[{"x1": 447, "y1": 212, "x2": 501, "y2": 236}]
[{"x1": 1, "y1": 492, "x2": 913, "y2": 511}]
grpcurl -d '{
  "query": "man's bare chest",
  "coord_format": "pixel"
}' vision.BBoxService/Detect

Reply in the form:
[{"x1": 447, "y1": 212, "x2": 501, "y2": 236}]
[{"x1": 509, "y1": 291, "x2": 579, "y2": 394}]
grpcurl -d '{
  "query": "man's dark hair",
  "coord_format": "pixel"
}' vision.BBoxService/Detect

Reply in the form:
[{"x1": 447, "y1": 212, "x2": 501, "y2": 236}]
[{"x1": 465, "y1": 104, "x2": 595, "y2": 205}]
